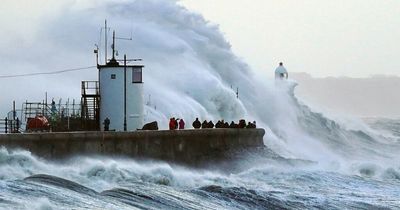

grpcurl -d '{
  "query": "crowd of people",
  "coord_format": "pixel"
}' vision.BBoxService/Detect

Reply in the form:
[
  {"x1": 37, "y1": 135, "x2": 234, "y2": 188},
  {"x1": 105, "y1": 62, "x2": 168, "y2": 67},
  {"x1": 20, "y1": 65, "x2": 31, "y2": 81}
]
[
  {"x1": 169, "y1": 117, "x2": 256, "y2": 130},
  {"x1": 168, "y1": 117, "x2": 186, "y2": 130}
]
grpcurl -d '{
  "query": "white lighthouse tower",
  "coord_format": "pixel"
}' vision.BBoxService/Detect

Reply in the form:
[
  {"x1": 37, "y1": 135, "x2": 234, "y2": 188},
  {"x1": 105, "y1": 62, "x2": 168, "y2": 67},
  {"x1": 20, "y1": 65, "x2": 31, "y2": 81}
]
[
  {"x1": 275, "y1": 62, "x2": 288, "y2": 80},
  {"x1": 98, "y1": 30, "x2": 144, "y2": 131}
]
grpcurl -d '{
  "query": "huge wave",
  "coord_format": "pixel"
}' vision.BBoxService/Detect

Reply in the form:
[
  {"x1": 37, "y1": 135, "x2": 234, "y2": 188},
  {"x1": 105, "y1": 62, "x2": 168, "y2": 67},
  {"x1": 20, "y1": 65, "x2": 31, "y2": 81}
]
[{"x1": 46, "y1": 0, "x2": 399, "y2": 172}]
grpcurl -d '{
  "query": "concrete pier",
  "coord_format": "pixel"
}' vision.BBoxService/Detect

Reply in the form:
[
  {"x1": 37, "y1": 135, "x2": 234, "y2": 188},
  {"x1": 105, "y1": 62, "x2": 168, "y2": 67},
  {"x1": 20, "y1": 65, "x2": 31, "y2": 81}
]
[{"x1": 0, "y1": 128, "x2": 265, "y2": 164}]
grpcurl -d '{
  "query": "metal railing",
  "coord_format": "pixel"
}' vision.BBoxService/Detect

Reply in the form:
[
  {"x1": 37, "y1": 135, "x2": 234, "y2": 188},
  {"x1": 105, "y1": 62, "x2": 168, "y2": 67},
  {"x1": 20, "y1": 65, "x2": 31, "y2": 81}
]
[
  {"x1": 82, "y1": 81, "x2": 99, "y2": 96},
  {"x1": 0, "y1": 117, "x2": 21, "y2": 133},
  {"x1": 0, "y1": 118, "x2": 7, "y2": 133}
]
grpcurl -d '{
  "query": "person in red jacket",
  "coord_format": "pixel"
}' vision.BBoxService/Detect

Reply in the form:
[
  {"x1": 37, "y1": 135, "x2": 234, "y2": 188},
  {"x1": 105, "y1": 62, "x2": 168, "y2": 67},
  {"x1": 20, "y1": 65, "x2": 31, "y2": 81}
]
[
  {"x1": 169, "y1": 118, "x2": 176, "y2": 130},
  {"x1": 179, "y1": 119, "x2": 185, "y2": 129}
]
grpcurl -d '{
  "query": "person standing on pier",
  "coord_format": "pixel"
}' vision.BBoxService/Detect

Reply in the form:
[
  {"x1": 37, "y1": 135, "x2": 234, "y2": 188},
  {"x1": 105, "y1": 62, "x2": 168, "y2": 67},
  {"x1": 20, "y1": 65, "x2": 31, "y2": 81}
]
[
  {"x1": 179, "y1": 119, "x2": 185, "y2": 129},
  {"x1": 192, "y1": 118, "x2": 201, "y2": 129},
  {"x1": 103, "y1": 117, "x2": 110, "y2": 131},
  {"x1": 169, "y1": 118, "x2": 177, "y2": 130}
]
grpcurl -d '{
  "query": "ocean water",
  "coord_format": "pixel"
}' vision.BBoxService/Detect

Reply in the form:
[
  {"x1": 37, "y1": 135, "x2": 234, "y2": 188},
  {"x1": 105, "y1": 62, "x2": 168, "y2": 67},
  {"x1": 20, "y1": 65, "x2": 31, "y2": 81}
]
[
  {"x1": 0, "y1": 115, "x2": 399, "y2": 209},
  {"x1": 1, "y1": 0, "x2": 400, "y2": 209}
]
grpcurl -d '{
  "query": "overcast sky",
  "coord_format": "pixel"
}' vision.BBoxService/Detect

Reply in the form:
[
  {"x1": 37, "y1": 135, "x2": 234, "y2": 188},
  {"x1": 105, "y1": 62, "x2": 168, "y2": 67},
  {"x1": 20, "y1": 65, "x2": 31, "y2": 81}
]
[
  {"x1": 1, "y1": 0, "x2": 399, "y2": 78},
  {"x1": 180, "y1": 0, "x2": 400, "y2": 78}
]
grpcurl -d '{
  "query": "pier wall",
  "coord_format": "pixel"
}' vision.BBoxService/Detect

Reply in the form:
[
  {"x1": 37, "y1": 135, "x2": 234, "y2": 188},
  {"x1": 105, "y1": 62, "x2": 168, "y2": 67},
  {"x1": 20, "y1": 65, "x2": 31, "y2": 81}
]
[{"x1": 0, "y1": 129, "x2": 265, "y2": 164}]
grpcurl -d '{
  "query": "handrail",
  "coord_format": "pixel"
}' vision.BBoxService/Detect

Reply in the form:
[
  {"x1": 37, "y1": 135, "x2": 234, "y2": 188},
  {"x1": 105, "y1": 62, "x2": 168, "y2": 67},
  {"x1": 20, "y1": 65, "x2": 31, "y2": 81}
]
[{"x1": 0, "y1": 117, "x2": 21, "y2": 133}]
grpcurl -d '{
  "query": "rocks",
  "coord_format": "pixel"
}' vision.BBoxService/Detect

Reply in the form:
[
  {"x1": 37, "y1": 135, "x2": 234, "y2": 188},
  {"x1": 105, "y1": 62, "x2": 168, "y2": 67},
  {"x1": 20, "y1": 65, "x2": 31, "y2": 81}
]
[{"x1": 142, "y1": 121, "x2": 158, "y2": 130}]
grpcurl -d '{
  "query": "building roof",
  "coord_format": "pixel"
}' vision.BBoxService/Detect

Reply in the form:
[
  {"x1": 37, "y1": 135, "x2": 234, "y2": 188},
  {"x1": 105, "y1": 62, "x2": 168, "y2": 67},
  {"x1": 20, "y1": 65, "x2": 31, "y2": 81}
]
[{"x1": 97, "y1": 58, "x2": 144, "y2": 68}]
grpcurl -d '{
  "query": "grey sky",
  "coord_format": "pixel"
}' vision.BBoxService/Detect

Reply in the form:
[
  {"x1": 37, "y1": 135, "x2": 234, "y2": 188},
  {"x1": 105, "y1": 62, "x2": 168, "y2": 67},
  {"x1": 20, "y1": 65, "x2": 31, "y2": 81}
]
[
  {"x1": 1, "y1": 0, "x2": 399, "y2": 78},
  {"x1": 180, "y1": 0, "x2": 400, "y2": 78}
]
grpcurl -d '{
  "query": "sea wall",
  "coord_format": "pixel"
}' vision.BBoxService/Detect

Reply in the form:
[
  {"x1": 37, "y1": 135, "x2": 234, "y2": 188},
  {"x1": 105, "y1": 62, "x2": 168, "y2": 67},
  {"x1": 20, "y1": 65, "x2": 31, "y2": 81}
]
[{"x1": 0, "y1": 128, "x2": 265, "y2": 164}]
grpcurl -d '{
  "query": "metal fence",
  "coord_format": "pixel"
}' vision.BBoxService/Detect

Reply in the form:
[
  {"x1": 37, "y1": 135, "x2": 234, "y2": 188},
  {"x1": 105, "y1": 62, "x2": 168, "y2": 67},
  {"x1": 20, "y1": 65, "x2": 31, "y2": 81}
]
[
  {"x1": 0, "y1": 118, "x2": 7, "y2": 133},
  {"x1": 0, "y1": 117, "x2": 21, "y2": 133}
]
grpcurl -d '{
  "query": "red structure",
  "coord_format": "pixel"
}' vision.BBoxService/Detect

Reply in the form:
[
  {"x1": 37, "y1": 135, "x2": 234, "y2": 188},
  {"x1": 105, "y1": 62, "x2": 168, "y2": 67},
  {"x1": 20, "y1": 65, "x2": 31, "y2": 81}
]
[{"x1": 26, "y1": 116, "x2": 50, "y2": 132}]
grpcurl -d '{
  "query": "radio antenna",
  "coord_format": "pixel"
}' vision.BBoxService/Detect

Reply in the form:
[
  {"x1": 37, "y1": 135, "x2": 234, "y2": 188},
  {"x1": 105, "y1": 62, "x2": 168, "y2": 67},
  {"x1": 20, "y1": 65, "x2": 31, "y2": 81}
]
[
  {"x1": 104, "y1": 19, "x2": 108, "y2": 64},
  {"x1": 112, "y1": 30, "x2": 116, "y2": 60}
]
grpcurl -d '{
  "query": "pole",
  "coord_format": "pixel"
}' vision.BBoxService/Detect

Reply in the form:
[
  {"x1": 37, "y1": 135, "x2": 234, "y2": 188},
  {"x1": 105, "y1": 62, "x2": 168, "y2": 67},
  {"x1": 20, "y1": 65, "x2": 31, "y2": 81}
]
[
  {"x1": 16, "y1": 117, "x2": 19, "y2": 132},
  {"x1": 5, "y1": 117, "x2": 7, "y2": 134},
  {"x1": 105, "y1": 19, "x2": 107, "y2": 64},
  {"x1": 45, "y1": 92, "x2": 47, "y2": 108},
  {"x1": 72, "y1": 99, "x2": 75, "y2": 116},
  {"x1": 123, "y1": 54, "x2": 127, "y2": 131},
  {"x1": 112, "y1": 30, "x2": 116, "y2": 60},
  {"x1": 25, "y1": 100, "x2": 27, "y2": 121},
  {"x1": 95, "y1": 44, "x2": 99, "y2": 66},
  {"x1": 13, "y1": 101, "x2": 16, "y2": 121},
  {"x1": 12, "y1": 101, "x2": 16, "y2": 133}
]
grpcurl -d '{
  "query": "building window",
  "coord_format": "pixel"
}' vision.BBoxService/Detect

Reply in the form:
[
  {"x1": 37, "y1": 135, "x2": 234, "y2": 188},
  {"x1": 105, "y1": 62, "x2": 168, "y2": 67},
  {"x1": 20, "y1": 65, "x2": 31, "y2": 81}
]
[
  {"x1": 111, "y1": 74, "x2": 116, "y2": 79},
  {"x1": 132, "y1": 68, "x2": 142, "y2": 83}
]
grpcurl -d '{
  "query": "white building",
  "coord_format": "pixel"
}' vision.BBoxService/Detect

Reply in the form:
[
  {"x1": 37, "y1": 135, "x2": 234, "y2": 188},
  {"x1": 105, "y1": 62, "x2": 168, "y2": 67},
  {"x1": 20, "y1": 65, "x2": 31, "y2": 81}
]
[{"x1": 98, "y1": 58, "x2": 144, "y2": 131}]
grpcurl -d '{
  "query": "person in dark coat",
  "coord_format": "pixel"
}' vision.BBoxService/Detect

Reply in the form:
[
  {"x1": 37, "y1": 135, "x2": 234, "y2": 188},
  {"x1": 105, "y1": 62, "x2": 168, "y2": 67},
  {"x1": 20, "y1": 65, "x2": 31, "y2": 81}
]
[
  {"x1": 215, "y1": 120, "x2": 222, "y2": 128},
  {"x1": 224, "y1": 121, "x2": 230, "y2": 128},
  {"x1": 246, "y1": 122, "x2": 254, "y2": 129},
  {"x1": 238, "y1": 119, "x2": 246, "y2": 128},
  {"x1": 208, "y1": 120, "x2": 214, "y2": 128},
  {"x1": 104, "y1": 117, "x2": 110, "y2": 131},
  {"x1": 174, "y1": 118, "x2": 178, "y2": 130},
  {"x1": 179, "y1": 119, "x2": 185, "y2": 129},
  {"x1": 201, "y1": 120, "x2": 208, "y2": 128},
  {"x1": 192, "y1": 118, "x2": 201, "y2": 129},
  {"x1": 229, "y1": 121, "x2": 238, "y2": 128}
]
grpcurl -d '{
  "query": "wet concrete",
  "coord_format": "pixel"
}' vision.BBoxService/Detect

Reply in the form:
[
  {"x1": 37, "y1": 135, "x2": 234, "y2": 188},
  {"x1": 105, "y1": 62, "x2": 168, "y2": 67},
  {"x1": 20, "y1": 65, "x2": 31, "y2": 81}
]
[{"x1": 0, "y1": 128, "x2": 265, "y2": 165}]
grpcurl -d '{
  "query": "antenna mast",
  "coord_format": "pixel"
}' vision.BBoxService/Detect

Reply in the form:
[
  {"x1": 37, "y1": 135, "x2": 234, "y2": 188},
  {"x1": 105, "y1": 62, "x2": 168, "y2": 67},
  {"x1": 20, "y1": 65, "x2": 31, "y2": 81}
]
[
  {"x1": 112, "y1": 30, "x2": 116, "y2": 60},
  {"x1": 104, "y1": 20, "x2": 107, "y2": 64}
]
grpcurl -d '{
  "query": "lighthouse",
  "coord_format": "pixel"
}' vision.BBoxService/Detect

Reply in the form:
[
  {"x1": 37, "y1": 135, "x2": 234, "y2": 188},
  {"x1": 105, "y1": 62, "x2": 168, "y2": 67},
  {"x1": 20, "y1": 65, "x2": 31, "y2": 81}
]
[
  {"x1": 275, "y1": 62, "x2": 288, "y2": 80},
  {"x1": 98, "y1": 30, "x2": 144, "y2": 131}
]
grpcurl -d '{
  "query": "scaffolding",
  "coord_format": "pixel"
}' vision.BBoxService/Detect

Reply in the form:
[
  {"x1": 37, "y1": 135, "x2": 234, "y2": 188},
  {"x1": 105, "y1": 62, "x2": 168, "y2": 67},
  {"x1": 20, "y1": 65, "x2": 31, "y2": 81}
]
[
  {"x1": 17, "y1": 99, "x2": 81, "y2": 132},
  {"x1": 0, "y1": 89, "x2": 101, "y2": 133},
  {"x1": 22, "y1": 100, "x2": 81, "y2": 120}
]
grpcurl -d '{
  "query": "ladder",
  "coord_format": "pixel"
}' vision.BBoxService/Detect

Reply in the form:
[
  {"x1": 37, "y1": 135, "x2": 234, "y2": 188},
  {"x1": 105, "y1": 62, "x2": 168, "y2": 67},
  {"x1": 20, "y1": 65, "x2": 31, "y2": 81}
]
[{"x1": 81, "y1": 81, "x2": 100, "y2": 130}]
